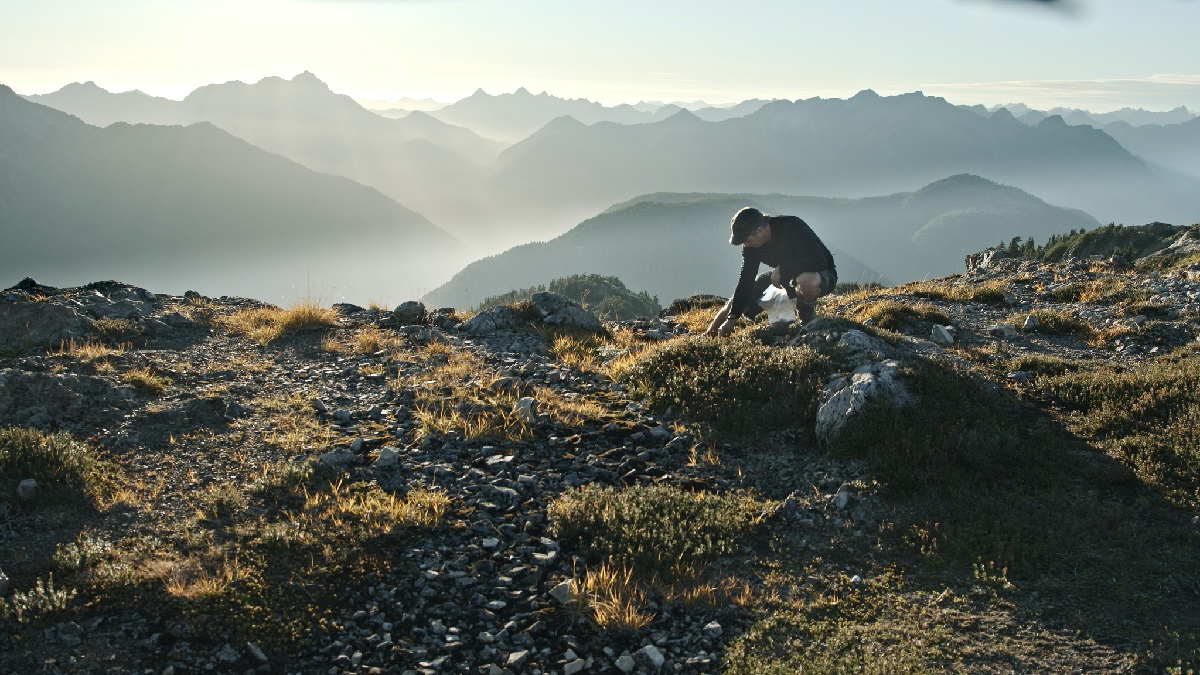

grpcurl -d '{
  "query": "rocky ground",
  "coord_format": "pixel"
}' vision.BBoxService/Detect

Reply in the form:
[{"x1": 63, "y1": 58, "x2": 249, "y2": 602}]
[{"x1": 3, "y1": 227, "x2": 1200, "y2": 674}]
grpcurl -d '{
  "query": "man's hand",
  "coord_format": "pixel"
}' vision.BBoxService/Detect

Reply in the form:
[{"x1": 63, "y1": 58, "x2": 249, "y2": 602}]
[
  {"x1": 704, "y1": 303, "x2": 735, "y2": 337},
  {"x1": 770, "y1": 267, "x2": 783, "y2": 287}
]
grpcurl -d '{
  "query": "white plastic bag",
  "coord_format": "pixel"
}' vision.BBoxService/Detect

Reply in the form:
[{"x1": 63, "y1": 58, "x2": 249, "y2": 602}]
[{"x1": 758, "y1": 285, "x2": 797, "y2": 324}]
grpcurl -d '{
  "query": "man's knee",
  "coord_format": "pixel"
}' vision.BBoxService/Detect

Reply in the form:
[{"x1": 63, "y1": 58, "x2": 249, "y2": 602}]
[{"x1": 794, "y1": 272, "x2": 823, "y2": 303}]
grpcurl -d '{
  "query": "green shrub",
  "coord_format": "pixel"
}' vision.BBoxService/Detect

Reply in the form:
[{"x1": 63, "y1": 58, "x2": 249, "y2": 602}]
[
  {"x1": 0, "y1": 574, "x2": 77, "y2": 624},
  {"x1": 830, "y1": 361, "x2": 1049, "y2": 497},
  {"x1": 0, "y1": 427, "x2": 113, "y2": 507},
  {"x1": 478, "y1": 274, "x2": 661, "y2": 320},
  {"x1": 549, "y1": 484, "x2": 764, "y2": 576},
  {"x1": 852, "y1": 301, "x2": 950, "y2": 330},
  {"x1": 619, "y1": 337, "x2": 827, "y2": 435},
  {"x1": 997, "y1": 222, "x2": 1181, "y2": 264},
  {"x1": 1041, "y1": 353, "x2": 1200, "y2": 508}
]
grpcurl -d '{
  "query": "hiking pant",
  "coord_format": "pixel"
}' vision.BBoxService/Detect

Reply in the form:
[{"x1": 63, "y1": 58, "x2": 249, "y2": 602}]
[{"x1": 740, "y1": 269, "x2": 837, "y2": 319}]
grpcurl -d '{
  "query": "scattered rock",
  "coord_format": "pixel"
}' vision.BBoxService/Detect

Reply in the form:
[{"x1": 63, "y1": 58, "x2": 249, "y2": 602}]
[
  {"x1": 702, "y1": 621, "x2": 724, "y2": 638},
  {"x1": 1023, "y1": 314, "x2": 1039, "y2": 332},
  {"x1": 514, "y1": 397, "x2": 538, "y2": 424},
  {"x1": 372, "y1": 446, "x2": 400, "y2": 468},
  {"x1": 393, "y1": 301, "x2": 427, "y2": 325},
  {"x1": 549, "y1": 579, "x2": 576, "y2": 604},
  {"x1": 460, "y1": 306, "x2": 528, "y2": 334},
  {"x1": 529, "y1": 292, "x2": 602, "y2": 329},
  {"x1": 831, "y1": 329, "x2": 892, "y2": 366},
  {"x1": 635, "y1": 644, "x2": 666, "y2": 669},
  {"x1": 319, "y1": 448, "x2": 357, "y2": 467},
  {"x1": 214, "y1": 643, "x2": 239, "y2": 663},
  {"x1": 615, "y1": 654, "x2": 637, "y2": 673},
  {"x1": 930, "y1": 324, "x2": 956, "y2": 346},
  {"x1": 506, "y1": 649, "x2": 530, "y2": 669},
  {"x1": 816, "y1": 360, "x2": 914, "y2": 447},
  {"x1": 833, "y1": 486, "x2": 852, "y2": 510},
  {"x1": 564, "y1": 657, "x2": 587, "y2": 675},
  {"x1": 16, "y1": 478, "x2": 37, "y2": 501},
  {"x1": 987, "y1": 323, "x2": 1019, "y2": 339},
  {"x1": 246, "y1": 642, "x2": 268, "y2": 664}
]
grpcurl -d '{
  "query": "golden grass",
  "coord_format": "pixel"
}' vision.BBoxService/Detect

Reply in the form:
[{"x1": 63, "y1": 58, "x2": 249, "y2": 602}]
[
  {"x1": 895, "y1": 279, "x2": 1009, "y2": 303},
  {"x1": 161, "y1": 554, "x2": 249, "y2": 600},
  {"x1": 671, "y1": 307, "x2": 721, "y2": 334},
  {"x1": 218, "y1": 300, "x2": 339, "y2": 345},
  {"x1": 300, "y1": 480, "x2": 449, "y2": 538},
  {"x1": 534, "y1": 386, "x2": 610, "y2": 426},
  {"x1": 322, "y1": 325, "x2": 402, "y2": 355},
  {"x1": 414, "y1": 399, "x2": 532, "y2": 440},
  {"x1": 50, "y1": 338, "x2": 126, "y2": 361},
  {"x1": 574, "y1": 561, "x2": 654, "y2": 631},
  {"x1": 549, "y1": 333, "x2": 603, "y2": 371},
  {"x1": 848, "y1": 300, "x2": 950, "y2": 330},
  {"x1": 121, "y1": 367, "x2": 170, "y2": 396}
]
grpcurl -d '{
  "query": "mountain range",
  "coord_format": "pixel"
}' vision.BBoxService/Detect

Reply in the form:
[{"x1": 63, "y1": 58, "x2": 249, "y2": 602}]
[
  {"x1": 0, "y1": 86, "x2": 463, "y2": 303},
  {"x1": 24, "y1": 76, "x2": 1200, "y2": 257},
  {"x1": 422, "y1": 88, "x2": 772, "y2": 142},
  {"x1": 992, "y1": 103, "x2": 1195, "y2": 128},
  {"x1": 482, "y1": 90, "x2": 1197, "y2": 241},
  {"x1": 422, "y1": 174, "x2": 1099, "y2": 310}
]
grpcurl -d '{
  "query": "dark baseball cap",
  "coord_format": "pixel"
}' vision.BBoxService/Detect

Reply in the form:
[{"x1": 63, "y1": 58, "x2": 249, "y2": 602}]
[{"x1": 730, "y1": 207, "x2": 766, "y2": 245}]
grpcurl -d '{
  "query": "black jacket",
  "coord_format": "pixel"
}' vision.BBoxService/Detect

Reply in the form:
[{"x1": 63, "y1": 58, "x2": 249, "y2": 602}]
[{"x1": 729, "y1": 215, "x2": 835, "y2": 317}]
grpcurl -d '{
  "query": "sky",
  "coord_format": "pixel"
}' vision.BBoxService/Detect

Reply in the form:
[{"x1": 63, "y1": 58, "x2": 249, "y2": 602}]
[{"x1": 2, "y1": 0, "x2": 1199, "y2": 112}]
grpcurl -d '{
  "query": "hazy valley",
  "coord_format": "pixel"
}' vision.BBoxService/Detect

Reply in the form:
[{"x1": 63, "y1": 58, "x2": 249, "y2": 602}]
[{"x1": 19, "y1": 74, "x2": 1200, "y2": 276}]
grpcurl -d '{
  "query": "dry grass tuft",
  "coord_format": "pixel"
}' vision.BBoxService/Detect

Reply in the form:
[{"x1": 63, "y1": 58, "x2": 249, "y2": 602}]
[
  {"x1": 322, "y1": 325, "x2": 403, "y2": 355},
  {"x1": 573, "y1": 561, "x2": 654, "y2": 631},
  {"x1": 671, "y1": 307, "x2": 722, "y2": 334},
  {"x1": 50, "y1": 339, "x2": 126, "y2": 361},
  {"x1": 121, "y1": 367, "x2": 170, "y2": 396},
  {"x1": 160, "y1": 554, "x2": 249, "y2": 600},
  {"x1": 899, "y1": 279, "x2": 1010, "y2": 304},
  {"x1": 300, "y1": 480, "x2": 449, "y2": 539},
  {"x1": 219, "y1": 300, "x2": 339, "y2": 345},
  {"x1": 849, "y1": 300, "x2": 950, "y2": 330}
]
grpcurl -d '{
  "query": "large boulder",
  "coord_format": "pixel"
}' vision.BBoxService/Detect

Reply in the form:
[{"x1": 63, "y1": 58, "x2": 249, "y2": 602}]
[
  {"x1": 459, "y1": 306, "x2": 528, "y2": 334},
  {"x1": 69, "y1": 283, "x2": 156, "y2": 319},
  {"x1": 393, "y1": 301, "x2": 428, "y2": 326},
  {"x1": 815, "y1": 359, "x2": 914, "y2": 447},
  {"x1": 660, "y1": 294, "x2": 727, "y2": 317},
  {"x1": 964, "y1": 249, "x2": 1009, "y2": 274},
  {"x1": 529, "y1": 292, "x2": 601, "y2": 329},
  {"x1": 0, "y1": 299, "x2": 93, "y2": 353}
]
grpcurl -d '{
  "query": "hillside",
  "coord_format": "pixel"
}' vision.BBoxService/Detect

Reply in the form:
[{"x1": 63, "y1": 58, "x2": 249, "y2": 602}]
[
  {"x1": 23, "y1": 74, "x2": 506, "y2": 240},
  {"x1": 486, "y1": 90, "x2": 1200, "y2": 235},
  {"x1": 423, "y1": 175, "x2": 1099, "y2": 309},
  {"x1": 3, "y1": 226, "x2": 1199, "y2": 671},
  {"x1": 0, "y1": 86, "x2": 465, "y2": 302},
  {"x1": 1102, "y1": 117, "x2": 1200, "y2": 180}
]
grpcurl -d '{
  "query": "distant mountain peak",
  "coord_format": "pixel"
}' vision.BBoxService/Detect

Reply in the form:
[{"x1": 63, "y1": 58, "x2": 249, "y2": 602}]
[
  {"x1": 514, "y1": 87, "x2": 531, "y2": 96},
  {"x1": 662, "y1": 107, "x2": 702, "y2": 124},
  {"x1": 1039, "y1": 114, "x2": 1068, "y2": 128},
  {"x1": 851, "y1": 89, "x2": 881, "y2": 100},
  {"x1": 291, "y1": 71, "x2": 329, "y2": 89}
]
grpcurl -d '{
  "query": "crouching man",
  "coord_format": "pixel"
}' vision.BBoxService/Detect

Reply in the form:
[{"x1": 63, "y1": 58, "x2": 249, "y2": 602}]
[{"x1": 705, "y1": 207, "x2": 837, "y2": 337}]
